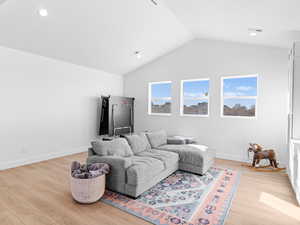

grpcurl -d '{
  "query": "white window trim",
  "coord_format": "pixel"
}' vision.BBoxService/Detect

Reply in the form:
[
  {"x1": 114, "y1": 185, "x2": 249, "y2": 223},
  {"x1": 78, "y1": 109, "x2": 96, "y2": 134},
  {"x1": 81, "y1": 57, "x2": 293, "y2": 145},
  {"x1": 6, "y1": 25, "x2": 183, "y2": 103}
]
[
  {"x1": 148, "y1": 81, "x2": 172, "y2": 116},
  {"x1": 180, "y1": 78, "x2": 210, "y2": 117},
  {"x1": 221, "y1": 74, "x2": 258, "y2": 119}
]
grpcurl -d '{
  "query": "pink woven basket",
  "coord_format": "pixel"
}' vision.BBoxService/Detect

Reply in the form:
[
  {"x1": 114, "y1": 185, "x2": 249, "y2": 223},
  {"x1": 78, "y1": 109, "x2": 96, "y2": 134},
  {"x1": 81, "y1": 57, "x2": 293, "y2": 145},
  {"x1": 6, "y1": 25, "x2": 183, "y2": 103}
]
[{"x1": 70, "y1": 174, "x2": 105, "y2": 204}]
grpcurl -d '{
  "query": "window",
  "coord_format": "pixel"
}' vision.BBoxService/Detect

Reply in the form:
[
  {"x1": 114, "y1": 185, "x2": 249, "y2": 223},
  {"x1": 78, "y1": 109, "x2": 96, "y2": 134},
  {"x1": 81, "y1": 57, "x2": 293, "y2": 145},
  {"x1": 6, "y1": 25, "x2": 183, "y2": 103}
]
[
  {"x1": 181, "y1": 79, "x2": 209, "y2": 116},
  {"x1": 148, "y1": 81, "x2": 172, "y2": 115},
  {"x1": 221, "y1": 75, "x2": 258, "y2": 117}
]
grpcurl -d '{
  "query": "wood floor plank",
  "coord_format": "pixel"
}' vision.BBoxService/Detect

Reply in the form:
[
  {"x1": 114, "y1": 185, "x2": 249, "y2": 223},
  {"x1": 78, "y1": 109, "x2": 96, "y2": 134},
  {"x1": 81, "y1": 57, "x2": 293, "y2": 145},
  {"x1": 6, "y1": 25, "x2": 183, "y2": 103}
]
[
  {"x1": 0, "y1": 189, "x2": 57, "y2": 225},
  {"x1": 0, "y1": 153, "x2": 299, "y2": 225},
  {"x1": 0, "y1": 210, "x2": 26, "y2": 225}
]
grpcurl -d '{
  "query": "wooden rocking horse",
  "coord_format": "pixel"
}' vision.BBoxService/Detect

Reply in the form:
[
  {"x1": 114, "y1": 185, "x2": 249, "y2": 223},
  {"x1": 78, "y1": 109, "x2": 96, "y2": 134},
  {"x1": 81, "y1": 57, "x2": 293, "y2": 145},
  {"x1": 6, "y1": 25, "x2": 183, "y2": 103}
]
[
  {"x1": 248, "y1": 143, "x2": 278, "y2": 168},
  {"x1": 242, "y1": 143, "x2": 285, "y2": 172}
]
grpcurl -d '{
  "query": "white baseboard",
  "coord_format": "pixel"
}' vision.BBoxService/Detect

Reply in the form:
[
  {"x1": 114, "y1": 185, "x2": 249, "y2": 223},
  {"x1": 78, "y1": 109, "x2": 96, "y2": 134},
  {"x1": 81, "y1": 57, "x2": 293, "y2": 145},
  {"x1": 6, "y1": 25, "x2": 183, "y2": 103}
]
[
  {"x1": 216, "y1": 152, "x2": 287, "y2": 167},
  {"x1": 217, "y1": 153, "x2": 288, "y2": 183},
  {"x1": 216, "y1": 153, "x2": 248, "y2": 163},
  {"x1": 0, "y1": 146, "x2": 88, "y2": 171}
]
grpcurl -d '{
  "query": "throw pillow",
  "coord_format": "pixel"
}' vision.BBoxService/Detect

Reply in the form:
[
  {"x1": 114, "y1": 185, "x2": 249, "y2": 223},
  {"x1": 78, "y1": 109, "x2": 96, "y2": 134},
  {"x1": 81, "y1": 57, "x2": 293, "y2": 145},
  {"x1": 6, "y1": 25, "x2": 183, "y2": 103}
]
[
  {"x1": 146, "y1": 130, "x2": 167, "y2": 148},
  {"x1": 173, "y1": 136, "x2": 197, "y2": 144},
  {"x1": 91, "y1": 138, "x2": 133, "y2": 157},
  {"x1": 124, "y1": 133, "x2": 151, "y2": 154}
]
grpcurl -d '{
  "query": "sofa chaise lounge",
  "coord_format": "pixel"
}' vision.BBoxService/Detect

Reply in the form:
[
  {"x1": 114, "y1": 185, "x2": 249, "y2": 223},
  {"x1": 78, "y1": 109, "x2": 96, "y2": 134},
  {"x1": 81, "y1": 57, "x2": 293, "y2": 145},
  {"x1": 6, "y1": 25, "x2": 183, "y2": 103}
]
[{"x1": 87, "y1": 130, "x2": 215, "y2": 197}]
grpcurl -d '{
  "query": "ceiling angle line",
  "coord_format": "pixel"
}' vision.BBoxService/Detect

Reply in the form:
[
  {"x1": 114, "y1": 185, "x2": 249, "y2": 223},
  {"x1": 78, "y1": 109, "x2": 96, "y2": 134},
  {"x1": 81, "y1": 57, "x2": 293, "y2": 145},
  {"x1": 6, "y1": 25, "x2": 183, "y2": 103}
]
[
  {"x1": 0, "y1": 0, "x2": 7, "y2": 5},
  {"x1": 150, "y1": 0, "x2": 158, "y2": 6}
]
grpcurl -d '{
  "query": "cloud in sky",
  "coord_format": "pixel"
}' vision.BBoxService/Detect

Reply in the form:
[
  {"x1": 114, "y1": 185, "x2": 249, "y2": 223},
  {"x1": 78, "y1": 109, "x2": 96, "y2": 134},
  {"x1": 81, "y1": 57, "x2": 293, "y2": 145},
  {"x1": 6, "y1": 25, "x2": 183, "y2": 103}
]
[
  {"x1": 184, "y1": 92, "x2": 208, "y2": 98},
  {"x1": 224, "y1": 92, "x2": 245, "y2": 97},
  {"x1": 236, "y1": 86, "x2": 253, "y2": 91},
  {"x1": 152, "y1": 97, "x2": 171, "y2": 101}
]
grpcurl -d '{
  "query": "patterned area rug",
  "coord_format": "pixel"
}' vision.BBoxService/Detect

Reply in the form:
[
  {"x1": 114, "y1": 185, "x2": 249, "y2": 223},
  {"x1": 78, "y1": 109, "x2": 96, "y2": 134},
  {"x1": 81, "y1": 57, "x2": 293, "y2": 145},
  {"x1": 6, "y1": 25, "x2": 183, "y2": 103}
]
[{"x1": 101, "y1": 168, "x2": 240, "y2": 225}]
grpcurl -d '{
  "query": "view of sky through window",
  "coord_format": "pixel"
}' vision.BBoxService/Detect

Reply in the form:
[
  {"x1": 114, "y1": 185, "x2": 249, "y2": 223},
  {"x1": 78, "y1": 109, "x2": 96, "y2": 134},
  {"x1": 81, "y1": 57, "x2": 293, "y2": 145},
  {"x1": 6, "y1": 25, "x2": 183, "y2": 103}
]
[
  {"x1": 222, "y1": 76, "x2": 257, "y2": 117},
  {"x1": 223, "y1": 76, "x2": 257, "y2": 97},
  {"x1": 182, "y1": 79, "x2": 209, "y2": 115},
  {"x1": 149, "y1": 76, "x2": 257, "y2": 117},
  {"x1": 150, "y1": 82, "x2": 171, "y2": 114}
]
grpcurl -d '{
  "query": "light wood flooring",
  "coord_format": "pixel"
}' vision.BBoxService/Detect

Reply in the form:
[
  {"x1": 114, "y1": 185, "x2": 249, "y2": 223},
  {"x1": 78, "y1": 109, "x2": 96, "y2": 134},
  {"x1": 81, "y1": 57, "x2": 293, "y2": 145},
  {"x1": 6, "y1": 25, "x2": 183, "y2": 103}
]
[{"x1": 0, "y1": 153, "x2": 299, "y2": 225}]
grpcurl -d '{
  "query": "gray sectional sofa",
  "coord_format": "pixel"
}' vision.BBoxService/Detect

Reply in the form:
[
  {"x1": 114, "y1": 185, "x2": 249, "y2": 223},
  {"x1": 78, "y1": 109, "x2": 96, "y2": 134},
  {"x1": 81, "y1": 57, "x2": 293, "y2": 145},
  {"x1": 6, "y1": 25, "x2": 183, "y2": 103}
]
[{"x1": 87, "y1": 130, "x2": 215, "y2": 198}]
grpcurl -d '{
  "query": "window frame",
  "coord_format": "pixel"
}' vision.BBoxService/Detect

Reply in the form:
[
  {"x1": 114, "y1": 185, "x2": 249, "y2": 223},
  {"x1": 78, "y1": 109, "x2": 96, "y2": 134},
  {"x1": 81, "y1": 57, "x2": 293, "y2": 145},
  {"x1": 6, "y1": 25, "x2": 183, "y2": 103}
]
[
  {"x1": 221, "y1": 74, "x2": 258, "y2": 119},
  {"x1": 180, "y1": 78, "x2": 210, "y2": 117},
  {"x1": 148, "y1": 81, "x2": 172, "y2": 116}
]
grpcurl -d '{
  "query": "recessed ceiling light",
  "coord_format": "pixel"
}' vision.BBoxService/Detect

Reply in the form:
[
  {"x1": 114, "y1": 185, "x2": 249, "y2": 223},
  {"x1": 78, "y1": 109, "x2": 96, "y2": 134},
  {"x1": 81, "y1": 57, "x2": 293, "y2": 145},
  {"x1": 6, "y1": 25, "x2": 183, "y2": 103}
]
[
  {"x1": 248, "y1": 28, "x2": 263, "y2": 36},
  {"x1": 134, "y1": 51, "x2": 142, "y2": 59},
  {"x1": 39, "y1": 8, "x2": 48, "y2": 17}
]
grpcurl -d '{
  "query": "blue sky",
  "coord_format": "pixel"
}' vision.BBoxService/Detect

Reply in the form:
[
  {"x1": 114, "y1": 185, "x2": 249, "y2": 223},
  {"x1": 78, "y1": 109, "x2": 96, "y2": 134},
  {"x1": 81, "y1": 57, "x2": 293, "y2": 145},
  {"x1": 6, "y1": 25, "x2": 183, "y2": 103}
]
[
  {"x1": 151, "y1": 83, "x2": 171, "y2": 98},
  {"x1": 183, "y1": 80, "x2": 209, "y2": 98},
  {"x1": 152, "y1": 78, "x2": 256, "y2": 99},
  {"x1": 151, "y1": 83, "x2": 171, "y2": 105},
  {"x1": 223, "y1": 76, "x2": 257, "y2": 97},
  {"x1": 152, "y1": 80, "x2": 210, "y2": 106},
  {"x1": 151, "y1": 77, "x2": 257, "y2": 107}
]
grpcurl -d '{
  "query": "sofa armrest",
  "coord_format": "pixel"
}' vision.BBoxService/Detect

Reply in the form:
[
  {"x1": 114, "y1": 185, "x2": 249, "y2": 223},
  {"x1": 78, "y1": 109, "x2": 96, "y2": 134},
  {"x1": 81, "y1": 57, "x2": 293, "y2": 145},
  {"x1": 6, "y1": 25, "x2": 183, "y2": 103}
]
[
  {"x1": 188, "y1": 140, "x2": 200, "y2": 145},
  {"x1": 88, "y1": 147, "x2": 95, "y2": 156},
  {"x1": 86, "y1": 155, "x2": 132, "y2": 193},
  {"x1": 167, "y1": 137, "x2": 186, "y2": 145}
]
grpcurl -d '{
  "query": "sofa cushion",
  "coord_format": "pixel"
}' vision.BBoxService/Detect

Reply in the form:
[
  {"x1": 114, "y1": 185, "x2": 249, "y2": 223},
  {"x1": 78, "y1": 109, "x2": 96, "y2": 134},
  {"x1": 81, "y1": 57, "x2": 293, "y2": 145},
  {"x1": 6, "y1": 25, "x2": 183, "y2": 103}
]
[
  {"x1": 173, "y1": 136, "x2": 197, "y2": 144},
  {"x1": 126, "y1": 156, "x2": 165, "y2": 185},
  {"x1": 156, "y1": 144, "x2": 213, "y2": 167},
  {"x1": 136, "y1": 150, "x2": 179, "y2": 168},
  {"x1": 124, "y1": 133, "x2": 151, "y2": 154},
  {"x1": 91, "y1": 138, "x2": 133, "y2": 157},
  {"x1": 146, "y1": 130, "x2": 167, "y2": 148}
]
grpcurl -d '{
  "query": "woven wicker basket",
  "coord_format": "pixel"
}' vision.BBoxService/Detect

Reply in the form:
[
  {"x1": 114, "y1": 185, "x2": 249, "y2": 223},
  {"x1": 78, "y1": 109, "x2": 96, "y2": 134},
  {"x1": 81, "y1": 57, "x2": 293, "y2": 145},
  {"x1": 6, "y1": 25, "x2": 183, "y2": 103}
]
[{"x1": 70, "y1": 174, "x2": 105, "y2": 204}]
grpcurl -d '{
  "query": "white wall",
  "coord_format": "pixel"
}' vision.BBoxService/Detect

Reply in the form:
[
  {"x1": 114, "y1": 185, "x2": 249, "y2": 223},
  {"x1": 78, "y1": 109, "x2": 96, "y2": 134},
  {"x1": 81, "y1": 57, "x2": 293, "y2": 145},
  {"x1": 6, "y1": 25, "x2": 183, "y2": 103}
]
[
  {"x1": 124, "y1": 39, "x2": 289, "y2": 165},
  {"x1": 0, "y1": 46, "x2": 123, "y2": 170},
  {"x1": 292, "y1": 43, "x2": 300, "y2": 139}
]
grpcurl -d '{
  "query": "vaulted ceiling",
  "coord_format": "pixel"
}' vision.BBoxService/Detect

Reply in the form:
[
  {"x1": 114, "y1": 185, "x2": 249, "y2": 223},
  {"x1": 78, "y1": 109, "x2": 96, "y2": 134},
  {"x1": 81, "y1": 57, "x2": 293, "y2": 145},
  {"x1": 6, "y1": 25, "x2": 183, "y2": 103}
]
[
  {"x1": 0, "y1": 0, "x2": 298, "y2": 75},
  {"x1": 164, "y1": 0, "x2": 300, "y2": 49},
  {"x1": 0, "y1": 0, "x2": 192, "y2": 74}
]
